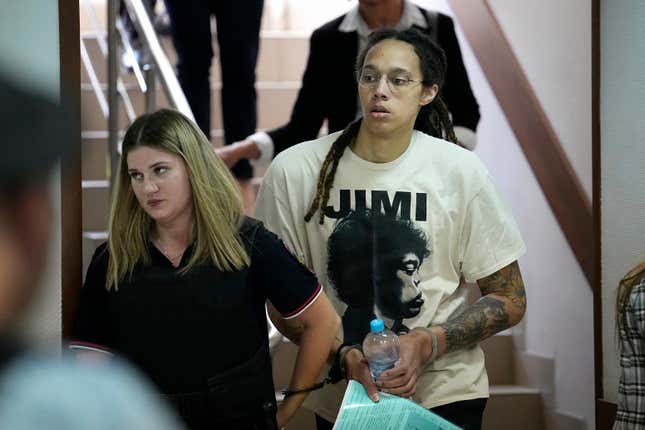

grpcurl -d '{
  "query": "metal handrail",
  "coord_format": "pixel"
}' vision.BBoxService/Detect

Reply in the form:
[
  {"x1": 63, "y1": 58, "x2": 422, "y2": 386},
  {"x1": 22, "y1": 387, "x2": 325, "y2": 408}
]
[
  {"x1": 116, "y1": 18, "x2": 147, "y2": 93},
  {"x1": 80, "y1": 0, "x2": 137, "y2": 123},
  {"x1": 120, "y1": 0, "x2": 193, "y2": 118},
  {"x1": 80, "y1": 40, "x2": 109, "y2": 118},
  {"x1": 106, "y1": 0, "x2": 194, "y2": 182}
]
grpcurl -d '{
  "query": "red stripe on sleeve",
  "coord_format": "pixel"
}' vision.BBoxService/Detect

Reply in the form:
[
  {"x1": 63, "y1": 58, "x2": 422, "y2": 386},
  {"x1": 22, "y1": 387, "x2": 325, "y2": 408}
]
[{"x1": 281, "y1": 283, "x2": 322, "y2": 318}]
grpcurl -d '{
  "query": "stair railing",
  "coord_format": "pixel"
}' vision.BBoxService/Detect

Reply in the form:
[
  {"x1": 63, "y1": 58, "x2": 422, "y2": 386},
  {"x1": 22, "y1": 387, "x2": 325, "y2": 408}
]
[{"x1": 106, "y1": 0, "x2": 194, "y2": 183}]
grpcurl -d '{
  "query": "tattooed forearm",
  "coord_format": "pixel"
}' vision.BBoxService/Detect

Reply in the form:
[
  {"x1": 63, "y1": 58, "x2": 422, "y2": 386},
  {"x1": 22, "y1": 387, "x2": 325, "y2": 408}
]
[
  {"x1": 439, "y1": 297, "x2": 509, "y2": 353},
  {"x1": 477, "y1": 261, "x2": 526, "y2": 313},
  {"x1": 437, "y1": 261, "x2": 525, "y2": 354}
]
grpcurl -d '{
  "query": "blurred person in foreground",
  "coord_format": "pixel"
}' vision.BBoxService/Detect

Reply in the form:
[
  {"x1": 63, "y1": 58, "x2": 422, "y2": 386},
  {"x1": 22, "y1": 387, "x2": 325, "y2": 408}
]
[
  {"x1": 0, "y1": 78, "x2": 182, "y2": 429},
  {"x1": 70, "y1": 108, "x2": 340, "y2": 429},
  {"x1": 614, "y1": 261, "x2": 645, "y2": 429}
]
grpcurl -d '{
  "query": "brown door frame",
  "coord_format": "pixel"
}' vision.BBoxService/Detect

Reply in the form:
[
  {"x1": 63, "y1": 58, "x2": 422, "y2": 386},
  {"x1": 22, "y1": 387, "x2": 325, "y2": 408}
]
[
  {"x1": 592, "y1": 0, "x2": 617, "y2": 427},
  {"x1": 59, "y1": 0, "x2": 82, "y2": 339}
]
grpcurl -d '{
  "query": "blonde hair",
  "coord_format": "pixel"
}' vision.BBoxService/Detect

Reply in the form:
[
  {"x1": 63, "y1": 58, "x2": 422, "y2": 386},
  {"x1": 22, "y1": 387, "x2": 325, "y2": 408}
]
[
  {"x1": 615, "y1": 260, "x2": 645, "y2": 336},
  {"x1": 105, "y1": 108, "x2": 249, "y2": 290}
]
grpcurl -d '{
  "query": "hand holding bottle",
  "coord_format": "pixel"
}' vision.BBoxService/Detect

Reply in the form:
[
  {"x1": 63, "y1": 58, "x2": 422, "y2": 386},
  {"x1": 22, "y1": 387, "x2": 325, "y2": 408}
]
[{"x1": 376, "y1": 328, "x2": 435, "y2": 399}]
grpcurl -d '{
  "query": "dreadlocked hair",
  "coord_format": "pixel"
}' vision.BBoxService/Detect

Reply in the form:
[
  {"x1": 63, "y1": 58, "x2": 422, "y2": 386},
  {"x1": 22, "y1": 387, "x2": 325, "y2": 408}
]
[
  {"x1": 304, "y1": 119, "x2": 362, "y2": 224},
  {"x1": 305, "y1": 27, "x2": 458, "y2": 224},
  {"x1": 357, "y1": 28, "x2": 458, "y2": 145},
  {"x1": 415, "y1": 96, "x2": 458, "y2": 144}
]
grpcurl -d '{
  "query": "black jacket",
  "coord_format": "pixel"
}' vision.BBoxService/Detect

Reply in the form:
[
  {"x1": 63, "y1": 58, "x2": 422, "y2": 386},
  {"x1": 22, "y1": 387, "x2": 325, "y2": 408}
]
[{"x1": 268, "y1": 8, "x2": 480, "y2": 157}]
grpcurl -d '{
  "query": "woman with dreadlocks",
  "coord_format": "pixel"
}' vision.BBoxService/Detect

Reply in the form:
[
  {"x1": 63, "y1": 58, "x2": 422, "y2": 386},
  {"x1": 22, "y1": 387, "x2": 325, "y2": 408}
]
[{"x1": 256, "y1": 28, "x2": 527, "y2": 430}]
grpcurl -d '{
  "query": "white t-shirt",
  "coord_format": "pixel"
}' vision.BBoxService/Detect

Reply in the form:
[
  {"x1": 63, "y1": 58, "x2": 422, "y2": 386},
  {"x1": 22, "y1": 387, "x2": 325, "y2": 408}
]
[{"x1": 255, "y1": 130, "x2": 525, "y2": 421}]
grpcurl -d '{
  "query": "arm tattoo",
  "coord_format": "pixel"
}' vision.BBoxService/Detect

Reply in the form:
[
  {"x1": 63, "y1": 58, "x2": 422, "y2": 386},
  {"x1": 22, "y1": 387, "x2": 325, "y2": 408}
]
[
  {"x1": 439, "y1": 261, "x2": 525, "y2": 353},
  {"x1": 477, "y1": 261, "x2": 526, "y2": 313},
  {"x1": 440, "y1": 297, "x2": 509, "y2": 353}
]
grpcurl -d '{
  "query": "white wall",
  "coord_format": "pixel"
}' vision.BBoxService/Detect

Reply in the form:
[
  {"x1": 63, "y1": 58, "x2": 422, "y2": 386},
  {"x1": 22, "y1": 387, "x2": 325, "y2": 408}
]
[
  {"x1": 485, "y1": 0, "x2": 592, "y2": 199},
  {"x1": 0, "y1": 1, "x2": 62, "y2": 348},
  {"x1": 480, "y1": 0, "x2": 594, "y2": 425},
  {"x1": 413, "y1": 0, "x2": 595, "y2": 426},
  {"x1": 416, "y1": 0, "x2": 594, "y2": 426},
  {"x1": 601, "y1": 0, "x2": 645, "y2": 404}
]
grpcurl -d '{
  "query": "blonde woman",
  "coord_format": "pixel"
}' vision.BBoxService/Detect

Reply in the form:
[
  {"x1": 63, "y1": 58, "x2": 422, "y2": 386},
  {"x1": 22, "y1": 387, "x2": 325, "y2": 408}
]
[
  {"x1": 71, "y1": 109, "x2": 340, "y2": 430},
  {"x1": 614, "y1": 261, "x2": 645, "y2": 429}
]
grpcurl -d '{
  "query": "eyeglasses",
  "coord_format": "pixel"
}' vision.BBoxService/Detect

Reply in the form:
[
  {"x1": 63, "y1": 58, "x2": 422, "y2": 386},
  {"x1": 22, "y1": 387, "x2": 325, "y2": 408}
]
[{"x1": 357, "y1": 68, "x2": 424, "y2": 94}]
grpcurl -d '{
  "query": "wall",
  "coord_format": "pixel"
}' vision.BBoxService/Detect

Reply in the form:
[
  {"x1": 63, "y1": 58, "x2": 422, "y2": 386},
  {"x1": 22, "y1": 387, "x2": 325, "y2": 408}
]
[
  {"x1": 485, "y1": 0, "x2": 592, "y2": 199},
  {"x1": 418, "y1": 0, "x2": 595, "y2": 426},
  {"x1": 601, "y1": 0, "x2": 645, "y2": 404},
  {"x1": 0, "y1": 1, "x2": 62, "y2": 348},
  {"x1": 482, "y1": 0, "x2": 594, "y2": 425}
]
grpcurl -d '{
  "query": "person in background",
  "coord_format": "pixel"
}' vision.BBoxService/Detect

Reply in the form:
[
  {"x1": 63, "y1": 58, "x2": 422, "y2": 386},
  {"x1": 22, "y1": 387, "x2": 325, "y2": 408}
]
[
  {"x1": 614, "y1": 261, "x2": 645, "y2": 429},
  {"x1": 0, "y1": 78, "x2": 182, "y2": 429},
  {"x1": 164, "y1": 0, "x2": 264, "y2": 212},
  {"x1": 119, "y1": 0, "x2": 171, "y2": 71},
  {"x1": 218, "y1": 0, "x2": 479, "y2": 170},
  {"x1": 255, "y1": 28, "x2": 525, "y2": 430},
  {"x1": 71, "y1": 109, "x2": 340, "y2": 429}
]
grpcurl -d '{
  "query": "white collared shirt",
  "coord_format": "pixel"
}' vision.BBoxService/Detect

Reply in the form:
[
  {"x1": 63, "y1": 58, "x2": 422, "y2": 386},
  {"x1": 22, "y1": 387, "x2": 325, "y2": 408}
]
[{"x1": 338, "y1": 0, "x2": 428, "y2": 54}]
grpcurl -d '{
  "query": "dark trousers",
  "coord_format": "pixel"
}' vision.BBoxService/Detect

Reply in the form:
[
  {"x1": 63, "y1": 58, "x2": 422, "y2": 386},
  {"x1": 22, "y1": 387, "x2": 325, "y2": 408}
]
[
  {"x1": 315, "y1": 398, "x2": 487, "y2": 430},
  {"x1": 119, "y1": 0, "x2": 157, "y2": 42},
  {"x1": 163, "y1": 0, "x2": 263, "y2": 179}
]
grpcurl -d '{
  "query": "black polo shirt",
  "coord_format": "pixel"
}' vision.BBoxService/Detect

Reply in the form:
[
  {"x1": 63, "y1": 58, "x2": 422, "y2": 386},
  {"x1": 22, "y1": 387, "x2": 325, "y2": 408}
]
[{"x1": 71, "y1": 224, "x2": 320, "y2": 393}]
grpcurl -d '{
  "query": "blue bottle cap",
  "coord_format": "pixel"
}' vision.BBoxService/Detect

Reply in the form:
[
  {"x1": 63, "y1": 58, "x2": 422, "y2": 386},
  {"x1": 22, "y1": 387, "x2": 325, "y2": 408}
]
[{"x1": 370, "y1": 319, "x2": 384, "y2": 333}]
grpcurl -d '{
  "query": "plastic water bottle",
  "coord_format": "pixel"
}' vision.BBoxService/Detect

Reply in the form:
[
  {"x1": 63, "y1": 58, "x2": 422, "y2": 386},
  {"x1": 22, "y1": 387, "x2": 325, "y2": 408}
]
[{"x1": 362, "y1": 319, "x2": 400, "y2": 380}]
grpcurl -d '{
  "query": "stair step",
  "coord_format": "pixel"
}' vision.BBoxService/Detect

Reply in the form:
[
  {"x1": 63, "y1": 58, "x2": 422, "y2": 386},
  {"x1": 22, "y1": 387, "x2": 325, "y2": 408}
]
[
  {"x1": 82, "y1": 185, "x2": 110, "y2": 232},
  {"x1": 481, "y1": 333, "x2": 515, "y2": 385},
  {"x1": 81, "y1": 36, "x2": 138, "y2": 87},
  {"x1": 81, "y1": 32, "x2": 309, "y2": 85},
  {"x1": 484, "y1": 385, "x2": 543, "y2": 430},
  {"x1": 490, "y1": 385, "x2": 541, "y2": 395},
  {"x1": 82, "y1": 137, "x2": 110, "y2": 181},
  {"x1": 81, "y1": 84, "x2": 299, "y2": 133},
  {"x1": 82, "y1": 129, "x2": 225, "y2": 142}
]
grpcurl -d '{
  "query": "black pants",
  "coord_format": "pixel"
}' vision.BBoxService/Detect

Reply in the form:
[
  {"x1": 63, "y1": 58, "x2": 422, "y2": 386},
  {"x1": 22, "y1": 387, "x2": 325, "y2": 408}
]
[
  {"x1": 163, "y1": 0, "x2": 263, "y2": 179},
  {"x1": 315, "y1": 398, "x2": 487, "y2": 430},
  {"x1": 119, "y1": 0, "x2": 158, "y2": 42}
]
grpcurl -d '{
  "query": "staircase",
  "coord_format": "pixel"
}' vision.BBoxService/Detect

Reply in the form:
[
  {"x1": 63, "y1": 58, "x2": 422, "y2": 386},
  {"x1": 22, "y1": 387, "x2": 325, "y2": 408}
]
[{"x1": 79, "y1": 3, "x2": 547, "y2": 429}]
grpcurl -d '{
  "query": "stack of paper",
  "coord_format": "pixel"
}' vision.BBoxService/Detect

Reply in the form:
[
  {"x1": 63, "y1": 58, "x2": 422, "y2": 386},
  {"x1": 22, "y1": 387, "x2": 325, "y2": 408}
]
[{"x1": 333, "y1": 380, "x2": 463, "y2": 430}]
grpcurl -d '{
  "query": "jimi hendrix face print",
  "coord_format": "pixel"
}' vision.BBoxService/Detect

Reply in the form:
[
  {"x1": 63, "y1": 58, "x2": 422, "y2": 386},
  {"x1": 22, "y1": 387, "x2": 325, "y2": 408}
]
[{"x1": 327, "y1": 209, "x2": 431, "y2": 344}]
